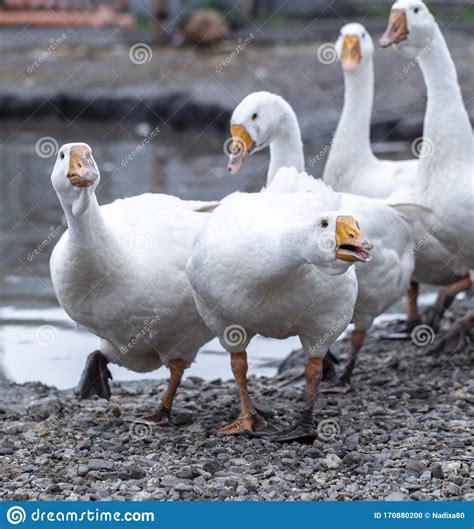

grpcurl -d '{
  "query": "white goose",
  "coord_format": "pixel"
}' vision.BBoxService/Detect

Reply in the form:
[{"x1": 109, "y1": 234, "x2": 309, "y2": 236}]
[
  {"x1": 380, "y1": 0, "x2": 473, "y2": 339},
  {"x1": 325, "y1": 22, "x2": 418, "y2": 199},
  {"x1": 187, "y1": 187, "x2": 372, "y2": 441},
  {"x1": 228, "y1": 92, "x2": 416, "y2": 383},
  {"x1": 50, "y1": 143, "x2": 215, "y2": 423}
]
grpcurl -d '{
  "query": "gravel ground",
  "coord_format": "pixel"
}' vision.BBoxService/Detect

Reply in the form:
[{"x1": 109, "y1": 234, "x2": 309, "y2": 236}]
[{"x1": 0, "y1": 298, "x2": 472, "y2": 502}]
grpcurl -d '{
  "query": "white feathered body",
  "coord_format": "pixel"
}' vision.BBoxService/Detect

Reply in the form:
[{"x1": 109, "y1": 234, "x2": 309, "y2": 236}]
[
  {"x1": 326, "y1": 20, "x2": 473, "y2": 287},
  {"x1": 267, "y1": 169, "x2": 415, "y2": 331},
  {"x1": 187, "y1": 190, "x2": 358, "y2": 357},
  {"x1": 325, "y1": 153, "x2": 418, "y2": 200},
  {"x1": 50, "y1": 193, "x2": 214, "y2": 372}
]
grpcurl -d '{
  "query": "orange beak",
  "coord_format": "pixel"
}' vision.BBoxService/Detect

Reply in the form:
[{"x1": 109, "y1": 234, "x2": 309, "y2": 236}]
[
  {"x1": 380, "y1": 9, "x2": 409, "y2": 48},
  {"x1": 227, "y1": 124, "x2": 256, "y2": 174},
  {"x1": 67, "y1": 145, "x2": 99, "y2": 188},
  {"x1": 335, "y1": 216, "x2": 373, "y2": 263},
  {"x1": 341, "y1": 35, "x2": 361, "y2": 72}
]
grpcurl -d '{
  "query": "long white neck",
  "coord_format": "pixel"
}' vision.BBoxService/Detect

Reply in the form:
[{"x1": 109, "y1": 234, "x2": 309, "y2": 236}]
[
  {"x1": 324, "y1": 60, "x2": 376, "y2": 187},
  {"x1": 60, "y1": 192, "x2": 124, "y2": 258},
  {"x1": 267, "y1": 109, "x2": 305, "y2": 185},
  {"x1": 275, "y1": 220, "x2": 317, "y2": 275},
  {"x1": 417, "y1": 25, "x2": 473, "y2": 190}
]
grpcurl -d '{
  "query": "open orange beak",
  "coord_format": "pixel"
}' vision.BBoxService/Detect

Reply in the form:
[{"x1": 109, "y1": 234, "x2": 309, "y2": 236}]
[
  {"x1": 67, "y1": 145, "x2": 99, "y2": 188},
  {"x1": 335, "y1": 216, "x2": 373, "y2": 263},
  {"x1": 380, "y1": 9, "x2": 409, "y2": 48},
  {"x1": 341, "y1": 35, "x2": 361, "y2": 72},
  {"x1": 227, "y1": 124, "x2": 256, "y2": 174}
]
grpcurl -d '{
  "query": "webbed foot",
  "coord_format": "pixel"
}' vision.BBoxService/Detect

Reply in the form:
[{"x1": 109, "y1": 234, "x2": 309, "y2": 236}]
[{"x1": 75, "y1": 350, "x2": 112, "y2": 400}]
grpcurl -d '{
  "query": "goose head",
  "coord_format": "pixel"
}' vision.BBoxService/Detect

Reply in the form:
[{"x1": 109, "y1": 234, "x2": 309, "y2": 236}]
[
  {"x1": 335, "y1": 23, "x2": 374, "y2": 73},
  {"x1": 227, "y1": 91, "x2": 296, "y2": 174},
  {"x1": 51, "y1": 143, "x2": 100, "y2": 216},
  {"x1": 380, "y1": 0, "x2": 436, "y2": 57},
  {"x1": 304, "y1": 211, "x2": 373, "y2": 276}
]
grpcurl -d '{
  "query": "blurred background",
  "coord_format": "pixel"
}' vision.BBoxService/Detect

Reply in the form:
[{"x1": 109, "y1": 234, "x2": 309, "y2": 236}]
[{"x1": 0, "y1": 0, "x2": 473, "y2": 386}]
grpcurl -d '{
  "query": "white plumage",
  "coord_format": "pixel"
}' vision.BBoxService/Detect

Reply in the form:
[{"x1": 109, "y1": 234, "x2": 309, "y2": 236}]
[
  {"x1": 50, "y1": 143, "x2": 215, "y2": 409},
  {"x1": 325, "y1": 23, "x2": 418, "y2": 199},
  {"x1": 228, "y1": 93, "x2": 416, "y2": 348},
  {"x1": 188, "y1": 189, "x2": 359, "y2": 353},
  {"x1": 380, "y1": 0, "x2": 473, "y2": 327}
]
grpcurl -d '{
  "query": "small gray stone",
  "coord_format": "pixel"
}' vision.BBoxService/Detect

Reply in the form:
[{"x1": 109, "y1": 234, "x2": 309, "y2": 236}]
[
  {"x1": 321, "y1": 454, "x2": 342, "y2": 469},
  {"x1": 406, "y1": 460, "x2": 427, "y2": 476},
  {"x1": 176, "y1": 469, "x2": 197, "y2": 480},
  {"x1": 88, "y1": 459, "x2": 114, "y2": 472},
  {"x1": 119, "y1": 465, "x2": 147, "y2": 480},
  {"x1": 26, "y1": 397, "x2": 63, "y2": 421},
  {"x1": 430, "y1": 463, "x2": 444, "y2": 479},
  {"x1": 384, "y1": 491, "x2": 409, "y2": 501},
  {"x1": 443, "y1": 482, "x2": 461, "y2": 497},
  {"x1": 77, "y1": 465, "x2": 89, "y2": 477},
  {"x1": 0, "y1": 445, "x2": 14, "y2": 456},
  {"x1": 174, "y1": 483, "x2": 193, "y2": 492}
]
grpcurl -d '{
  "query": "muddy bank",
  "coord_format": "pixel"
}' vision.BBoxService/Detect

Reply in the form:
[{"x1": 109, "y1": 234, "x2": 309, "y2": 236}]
[{"x1": 1, "y1": 297, "x2": 472, "y2": 501}]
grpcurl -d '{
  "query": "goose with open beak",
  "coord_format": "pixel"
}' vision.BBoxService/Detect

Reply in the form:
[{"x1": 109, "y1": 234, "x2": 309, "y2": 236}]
[
  {"x1": 187, "y1": 190, "x2": 372, "y2": 441},
  {"x1": 221, "y1": 92, "x2": 419, "y2": 391}
]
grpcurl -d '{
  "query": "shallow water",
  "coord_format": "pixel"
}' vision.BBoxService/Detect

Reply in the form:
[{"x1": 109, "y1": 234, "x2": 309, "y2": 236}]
[{"x1": 0, "y1": 119, "x2": 422, "y2": 389}]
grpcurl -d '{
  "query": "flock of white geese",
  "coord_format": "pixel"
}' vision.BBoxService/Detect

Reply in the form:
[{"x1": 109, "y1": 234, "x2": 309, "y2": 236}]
[{"x1": 49, "y1": 0, "x2": 473, "y2": 442}]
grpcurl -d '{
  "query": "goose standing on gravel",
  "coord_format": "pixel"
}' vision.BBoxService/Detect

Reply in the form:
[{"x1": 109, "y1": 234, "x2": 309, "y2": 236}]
[
  {"x1": 50, "y1": 143, "x2": 215, "y2": 423},
  {"x1": 227, "y1": 92, "x2": 417, "y2": 384},
  {"x1": 380, "y1": 0, "x2": 473, "y2": 344},
  {"x1": 325, "y1": 22, "x2": 418, "y2": 199},
  {"x1": 328, "y1": 20, "x2": 469, "y2": 332},
  {"x1": 187, "y1": 187, "x2": 372, "y2": 441}
]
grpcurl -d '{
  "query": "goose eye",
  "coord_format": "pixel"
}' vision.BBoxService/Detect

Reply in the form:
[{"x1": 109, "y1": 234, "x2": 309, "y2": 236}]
[
  {"x1": 60, "y1": 152, "x2": 65, "y2": 160},
  {"x1": 251, "y1": 113, "x2": 258, "y2": 121},
  {"x1": 362, "y1": 32, "x2": 366, "y2": 38},
  {"x1": 414, "y1": 7, "x2": 419, "y2": 13},
  {"x1": 320, "y1": 219, "x2": 329, "y2": 229}
]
